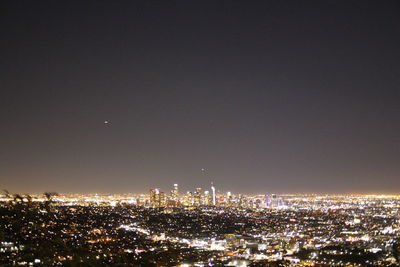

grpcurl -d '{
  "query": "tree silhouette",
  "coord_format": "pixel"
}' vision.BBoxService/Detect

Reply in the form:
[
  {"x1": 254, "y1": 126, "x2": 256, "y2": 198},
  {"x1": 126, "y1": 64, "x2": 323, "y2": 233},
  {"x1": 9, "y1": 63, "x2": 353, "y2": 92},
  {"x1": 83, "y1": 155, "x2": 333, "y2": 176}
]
[{"x1": 393, "y1": 239, "x2": 400, "y2": 264}]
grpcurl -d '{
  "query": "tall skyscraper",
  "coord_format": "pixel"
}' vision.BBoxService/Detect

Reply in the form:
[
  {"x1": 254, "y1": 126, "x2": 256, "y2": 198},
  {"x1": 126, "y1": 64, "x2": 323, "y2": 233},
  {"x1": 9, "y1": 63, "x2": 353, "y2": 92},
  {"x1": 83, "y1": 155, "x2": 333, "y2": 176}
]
[
  {"x1": 159, "y1": 191, "x2": 166, "y2": 206},
  {"x1": 184, "y1": 191, "x2": 194, "y2": 206},
  {"x1": 170, "y1": 183, "x2": 179, "y2": 202},
  {"x1": 149, "y1": 188, "x2": 159, "y2": 206},
  {"x1": 194, "y1": 187, "x2": 202, "y2": 206},
  {"x1": 203, "y1": 190, "x2": 211, "y2": 205},
  {"x1": 226, "y1": 191, "x2": 232, "y2": 207},
  {"x1": 211, "y1": 182, "x2": 216, "y2": 206},
  {"x1": 149, "y1": 188, "x2": 165, "y2": 207}
]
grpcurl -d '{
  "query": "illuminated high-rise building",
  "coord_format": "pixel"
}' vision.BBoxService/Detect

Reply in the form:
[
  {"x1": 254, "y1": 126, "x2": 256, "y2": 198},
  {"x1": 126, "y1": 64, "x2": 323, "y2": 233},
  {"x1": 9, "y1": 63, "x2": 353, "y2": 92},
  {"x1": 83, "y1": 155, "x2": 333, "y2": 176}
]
[
  {"x1": 185, "y1": 191, "x2": 194, "y2": 206},
  {"x1": 226, "y1": 191, "x2": 233, "y2": 207},
  {"x1": 170, "y1": 183, "x2": 179, "y2": 202},
  {"x1": 149, "y1": 188, "x2": 159, "y2": 206},
  {"x1": 159, "y1": 191, "x2": 166, "y2": 206},
  {"x1": 203, "y1": 190, "x2": 211, "y2": 205},
  {"x1": 211, "y1": 182, "x2": 216, "y2": 206},
  {"x1": 149, "y1": 188, "x2": 166, "y2": 207},
  {"x1": 238, "y1": 194, "x2": 243, "y2": 208},
  {"x1": 194, "y1": 187, "x2": 202, "y2": 206}
]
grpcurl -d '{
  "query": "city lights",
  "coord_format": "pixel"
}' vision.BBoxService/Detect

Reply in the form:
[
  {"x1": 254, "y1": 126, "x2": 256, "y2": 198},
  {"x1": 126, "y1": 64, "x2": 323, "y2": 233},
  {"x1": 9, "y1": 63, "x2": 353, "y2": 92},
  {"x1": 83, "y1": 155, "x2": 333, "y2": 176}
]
[{"x1": 1, "y1": 186, "x2": 400, "y2": 266}]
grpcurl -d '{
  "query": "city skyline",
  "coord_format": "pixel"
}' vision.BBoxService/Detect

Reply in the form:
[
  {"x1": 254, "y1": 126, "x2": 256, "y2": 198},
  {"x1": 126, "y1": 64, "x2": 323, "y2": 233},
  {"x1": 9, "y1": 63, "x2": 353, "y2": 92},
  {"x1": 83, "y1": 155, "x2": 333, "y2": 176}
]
[
  {"x1": 1, "y1": 1, "x2": 400, "y2": 194},
  {"x1": 1, "y1": 2, "x2": 400, "y2": 266},
  {"x1": 2, "y1": 191, "x2": 399, "y2": 266}
]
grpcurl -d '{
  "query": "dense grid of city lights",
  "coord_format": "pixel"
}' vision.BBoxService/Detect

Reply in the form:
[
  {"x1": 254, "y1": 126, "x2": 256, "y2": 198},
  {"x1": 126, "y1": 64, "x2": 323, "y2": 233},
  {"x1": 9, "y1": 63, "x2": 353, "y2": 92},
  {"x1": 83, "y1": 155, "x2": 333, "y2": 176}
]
[{"x1": 1, "y1": 185, "x2": 400, "y2": 266}]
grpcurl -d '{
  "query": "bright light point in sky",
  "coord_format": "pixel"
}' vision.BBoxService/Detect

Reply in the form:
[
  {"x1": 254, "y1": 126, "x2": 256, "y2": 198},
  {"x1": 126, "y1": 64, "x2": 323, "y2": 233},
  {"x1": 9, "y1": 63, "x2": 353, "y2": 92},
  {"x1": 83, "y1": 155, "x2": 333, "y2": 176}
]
[{"x1": 104, "y1": 120, "x2": 109, "y2": 124}]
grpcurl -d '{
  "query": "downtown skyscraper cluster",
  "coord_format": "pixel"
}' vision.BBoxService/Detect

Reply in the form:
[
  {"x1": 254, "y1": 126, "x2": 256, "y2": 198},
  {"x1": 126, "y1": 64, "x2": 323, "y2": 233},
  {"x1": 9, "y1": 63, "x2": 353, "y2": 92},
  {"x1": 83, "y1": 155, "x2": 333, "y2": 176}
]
[{"x1": 148, "y1": 183, "x2": 286, "y2": 209}]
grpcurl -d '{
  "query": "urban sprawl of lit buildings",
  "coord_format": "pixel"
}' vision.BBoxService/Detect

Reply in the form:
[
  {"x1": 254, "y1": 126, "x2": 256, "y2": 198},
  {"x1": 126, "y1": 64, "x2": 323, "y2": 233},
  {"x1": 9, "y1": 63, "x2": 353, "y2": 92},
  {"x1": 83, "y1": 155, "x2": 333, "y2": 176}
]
[{"x1": 1, "y1": 184, "x2": 400, "y2": 266}]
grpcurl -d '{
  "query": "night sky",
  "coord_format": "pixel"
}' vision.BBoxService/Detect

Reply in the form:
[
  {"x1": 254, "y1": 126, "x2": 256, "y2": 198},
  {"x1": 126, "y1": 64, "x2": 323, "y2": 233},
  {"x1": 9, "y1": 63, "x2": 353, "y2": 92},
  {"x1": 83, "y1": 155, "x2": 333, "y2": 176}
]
[{"x1": 1, "y1": 1, "x2": 400, "y2": 194}]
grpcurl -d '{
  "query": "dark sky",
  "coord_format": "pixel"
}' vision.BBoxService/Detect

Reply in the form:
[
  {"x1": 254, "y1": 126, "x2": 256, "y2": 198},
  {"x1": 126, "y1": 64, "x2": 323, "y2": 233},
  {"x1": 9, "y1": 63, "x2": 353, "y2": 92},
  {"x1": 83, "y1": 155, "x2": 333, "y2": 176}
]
[{"x1": 1, "y1": 1, "x2": 400, "y2": 194}]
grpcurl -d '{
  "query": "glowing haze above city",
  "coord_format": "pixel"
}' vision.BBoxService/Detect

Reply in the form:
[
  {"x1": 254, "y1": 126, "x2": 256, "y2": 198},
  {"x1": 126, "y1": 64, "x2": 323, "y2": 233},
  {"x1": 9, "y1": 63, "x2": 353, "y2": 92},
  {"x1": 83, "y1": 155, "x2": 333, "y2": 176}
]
[{"x1": 1, "y1": 1, "x2": 400, "y2": 195}]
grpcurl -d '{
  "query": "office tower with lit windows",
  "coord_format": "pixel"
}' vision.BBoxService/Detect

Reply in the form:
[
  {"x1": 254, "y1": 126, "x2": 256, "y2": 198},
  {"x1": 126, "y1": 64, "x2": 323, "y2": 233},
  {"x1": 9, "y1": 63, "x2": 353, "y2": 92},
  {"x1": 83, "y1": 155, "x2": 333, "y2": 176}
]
[
  {"x1": 149, "y1": 188, "x2": 158, "y2": 206},
  {"x1": 149, "y1": 188, "x2": 166, "y2": 207},
  {"x1": 203, "y1": 190, "x2": 211, "y2": 205},
  {"x1": 193, "y1": 187, "x2": 202, "y2": 206},
  {"x1": 159, "y1": 191, "x2": 166, "y2": 206},
  {"x1": 170, "y1": 183, "x2": 179, "y2": 206},
  {"x1": 211, "y1": 182, "x2": 216, "y2": 206}
]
